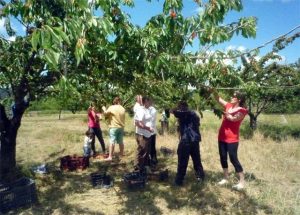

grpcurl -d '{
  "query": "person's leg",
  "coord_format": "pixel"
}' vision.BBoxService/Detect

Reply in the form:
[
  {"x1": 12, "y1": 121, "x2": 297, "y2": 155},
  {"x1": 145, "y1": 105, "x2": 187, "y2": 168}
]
[
  {"x1": 228, "y1": 143, "x2": 245, "y2": 188},
  {"x1": 89, "y1": 128, "x2": 96, "y2": 155},
  {"x1": 218, "y1": 141, "x2": 229, "y2": 184},
  {"x1": 166, "y1": 120, "x2": 169, "y2": 132},
  {"x1": 105, "y1": 128, "x2": 115, "y2": 161},
  {"x1": 94, "y1": 127, "x2": 106, "y2": 152},
  {"x1": 118, "y1": 128, "x2": 124, "y2": 156},
  {"x1": 105, "y1": 144, "x2": 114, "y2": 161},
  {"x1": 175, "y1": 141, "x2": 190, "y2": 186},
  {"x1": 190, "y1": 142, "x2": 205, "y2": 180},
  {"x1": 148, "y1": 134, "x2": 157, "y2": 165},
  {"x1": 134, "y1": 134, "x2": 150, "y2": 172},
  {"x1": 161, "y1": 121, "x2": 164, "y2": 135},
  {"x1": 151, "y1": 134, "x2": 157, "y2": 165}
]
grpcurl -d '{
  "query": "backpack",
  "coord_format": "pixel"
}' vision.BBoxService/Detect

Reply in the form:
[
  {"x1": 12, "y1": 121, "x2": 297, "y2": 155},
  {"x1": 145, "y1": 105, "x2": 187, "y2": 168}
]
[
  {"x1": 181, "y1": 124, "x2": 200, "y2": 143},
  {"x1": 180, "y1": 111, "x2": 200, "y2": 143}
]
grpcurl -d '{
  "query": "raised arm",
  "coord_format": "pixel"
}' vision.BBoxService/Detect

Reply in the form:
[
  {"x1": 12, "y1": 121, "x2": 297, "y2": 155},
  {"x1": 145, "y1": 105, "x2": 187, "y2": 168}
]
[{"x1": 210, "y1": 88, "x2": 227, "y2": 107}]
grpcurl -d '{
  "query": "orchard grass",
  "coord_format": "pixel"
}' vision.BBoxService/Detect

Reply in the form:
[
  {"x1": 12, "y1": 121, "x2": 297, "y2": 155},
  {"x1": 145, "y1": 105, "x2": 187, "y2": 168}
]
[{"x1": 14, "y1": 112, "x2": 299, "y2": 214}]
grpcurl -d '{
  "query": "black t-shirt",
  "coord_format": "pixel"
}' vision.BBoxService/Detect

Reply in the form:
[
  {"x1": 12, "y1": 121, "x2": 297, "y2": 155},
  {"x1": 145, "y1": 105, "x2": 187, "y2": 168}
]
[{"x1": 173, "y1": 110, "x2": 201, "y2": 142}]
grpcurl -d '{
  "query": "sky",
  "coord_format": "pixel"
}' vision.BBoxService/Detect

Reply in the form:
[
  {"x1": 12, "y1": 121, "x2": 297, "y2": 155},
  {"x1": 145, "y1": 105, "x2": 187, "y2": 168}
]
[
  {"x1": 1, "y1": 0, "x2": 299, "y2": 64},
  {"x1": 122, "y1": 0, "x2": 300, "y2": 64}
]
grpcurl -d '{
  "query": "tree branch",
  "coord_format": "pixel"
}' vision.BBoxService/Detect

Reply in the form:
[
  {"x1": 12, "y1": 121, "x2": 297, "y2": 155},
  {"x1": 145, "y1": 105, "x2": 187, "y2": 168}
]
[{"x1": 179, "y1": 24, "x2": 300, "y2": 60}]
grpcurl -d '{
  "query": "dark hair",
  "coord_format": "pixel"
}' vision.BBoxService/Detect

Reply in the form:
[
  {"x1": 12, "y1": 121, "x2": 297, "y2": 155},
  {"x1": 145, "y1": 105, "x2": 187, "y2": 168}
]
[
  {"x1": 177, "y1": 100, "x2": 189, "y2": 111},
  {"x1": 234, "y1": 91, "x2": 246, "y2": 107},
  {"x1": 142, "y1": 96, "x2": 151, "y2": 104},
  {"x1": 85, "y1": 130, "x2": 91, "y2": 136},
  {"x1": 113, "y1": 96, "x2": 121, "y2": 105}
]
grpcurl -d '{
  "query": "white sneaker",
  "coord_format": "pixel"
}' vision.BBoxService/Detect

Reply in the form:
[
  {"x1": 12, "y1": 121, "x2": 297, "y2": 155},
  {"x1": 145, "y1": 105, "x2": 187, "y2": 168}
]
[
  {"x1": 217, "y1": 179, "x2": 228, "y2": 185},
  {"x1": 232, "y1": 183, "x2": 245, "y2": 190}
]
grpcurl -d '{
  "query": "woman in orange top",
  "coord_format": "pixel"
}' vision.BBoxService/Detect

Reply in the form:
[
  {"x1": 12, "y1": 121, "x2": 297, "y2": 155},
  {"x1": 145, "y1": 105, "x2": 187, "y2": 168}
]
[{"x1": 214, "y1": 91, "x2": 248, "y2": 190}]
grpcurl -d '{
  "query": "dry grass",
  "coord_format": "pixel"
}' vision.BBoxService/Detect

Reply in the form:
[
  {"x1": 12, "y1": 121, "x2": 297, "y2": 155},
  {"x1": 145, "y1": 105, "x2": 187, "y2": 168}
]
[{"x1": 12, "y1": 112, "x2": 300, "y2": 215}]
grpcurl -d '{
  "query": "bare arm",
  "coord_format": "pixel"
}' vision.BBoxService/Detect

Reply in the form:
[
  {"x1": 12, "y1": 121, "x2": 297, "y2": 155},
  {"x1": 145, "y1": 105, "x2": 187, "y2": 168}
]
[
  {"x1": 224, "y1": 112, "x2": 245, "y2": 122},
  {"x1": 102, "y1": 106, "x2": 109, "y2": 116},
  {"x1": 210, "y1": 88, "x2": 227, "y2": 107},
  {"x1": 135, "y1": 120, "x2": 153, "y2": 132},
  {"x1": 214, "y1": 93, "x2": 227, "y2": 107}
]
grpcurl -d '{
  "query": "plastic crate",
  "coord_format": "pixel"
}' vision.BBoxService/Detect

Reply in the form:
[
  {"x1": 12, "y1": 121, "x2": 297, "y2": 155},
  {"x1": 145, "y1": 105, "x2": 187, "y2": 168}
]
[
  {"x1": 123, "y1": 171, "x2": 147, "y2": 189},
  {"x1": 147, "y1": 169, "x2": 169, "y2": 181},
  {"x1": 90, "y1": 172, "x2": 113, "y2": 188},
  {"x1": 0, "y1": 177, "x2": 37, "y2": 213},
  {"x1": 60, "y1": 155, "x2": 89, "y2": 171}
]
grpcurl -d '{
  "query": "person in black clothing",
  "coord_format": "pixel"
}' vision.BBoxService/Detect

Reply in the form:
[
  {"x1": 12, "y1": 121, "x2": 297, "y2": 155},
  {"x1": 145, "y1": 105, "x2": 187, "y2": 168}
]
[{"x1": 171, "y1": 101, "x2": 205, "y2": 186}]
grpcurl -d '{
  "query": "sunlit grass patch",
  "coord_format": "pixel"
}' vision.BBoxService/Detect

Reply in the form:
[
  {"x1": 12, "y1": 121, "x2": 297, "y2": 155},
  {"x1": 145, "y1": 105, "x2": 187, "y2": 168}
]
[{"x1": 14, "y1": 112, "x2": 300, "y2": 214}]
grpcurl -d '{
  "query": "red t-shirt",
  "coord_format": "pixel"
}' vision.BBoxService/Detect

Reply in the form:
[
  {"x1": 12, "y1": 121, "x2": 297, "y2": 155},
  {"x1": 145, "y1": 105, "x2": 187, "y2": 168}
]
[
  {"x1": 88, "y1": 110, "x2": 100, "y2": 128},
  {"x1": 218, "y1": 103, "x2": 248, "y2": 143}
]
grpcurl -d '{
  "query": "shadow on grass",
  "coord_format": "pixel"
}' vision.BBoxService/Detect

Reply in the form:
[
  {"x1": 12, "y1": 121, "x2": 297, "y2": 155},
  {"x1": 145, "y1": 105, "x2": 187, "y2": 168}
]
[
  {"x1": 118, "y1": 169, "x2": 273, "y2": 214},
  {"x1": 15, "y1": 157, "x2": 272, "y2": 214}
]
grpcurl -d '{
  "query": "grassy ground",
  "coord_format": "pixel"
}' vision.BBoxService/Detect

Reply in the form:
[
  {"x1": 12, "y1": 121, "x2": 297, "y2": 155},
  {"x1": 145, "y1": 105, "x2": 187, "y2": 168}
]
[{"x1": 11, "y1": 112, "x2": 300, "y2": 214}]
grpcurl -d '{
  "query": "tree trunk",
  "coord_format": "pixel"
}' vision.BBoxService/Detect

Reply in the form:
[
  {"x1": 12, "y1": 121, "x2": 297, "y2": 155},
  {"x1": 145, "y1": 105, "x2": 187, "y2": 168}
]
[
  {"x1": 0, "y1": 125, "x2": 18, "y2": 182},
  {"x1": 249, "y1": 114, "x2": 257, "y2": 130},
  {"x1": 0, "y1": 103, "x2": 26, "y2": 182},
  {"x1": 59, "y1": 109, "x2": 62, "y2": 120}
]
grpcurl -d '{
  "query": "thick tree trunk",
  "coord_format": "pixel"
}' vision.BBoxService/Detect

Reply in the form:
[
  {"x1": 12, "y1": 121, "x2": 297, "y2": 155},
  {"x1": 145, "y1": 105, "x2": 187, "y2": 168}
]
[
  {"x1": 249, "y1": 114, "x2": 258, "y2": 130},
  {"x1": 0, "y1": 126, "x2": 18, "y2": 182},
  {"x1": 0, "y1": 103, "x2": 26, "y2": 182}
]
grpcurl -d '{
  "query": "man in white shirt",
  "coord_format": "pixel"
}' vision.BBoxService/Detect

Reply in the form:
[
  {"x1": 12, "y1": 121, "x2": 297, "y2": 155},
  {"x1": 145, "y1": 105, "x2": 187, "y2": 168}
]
[
  {"x1": 134, "y1": 96, "x2": 153, "y2": 172},
  {"x1": 148, "y1": 99, "x2": 157, "y2": 166},
  {"x1": 133, "y1": 95, "x2": 142, "y2": 115}
]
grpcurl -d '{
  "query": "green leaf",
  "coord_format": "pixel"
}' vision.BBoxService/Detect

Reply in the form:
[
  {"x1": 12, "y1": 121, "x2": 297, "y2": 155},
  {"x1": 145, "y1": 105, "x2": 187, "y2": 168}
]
[
  {"x1": 77, "y1": 0, "x2": 88, "y2": 9},
  {"x1": 31, "y1": 29, "x2": 40, "y2": 51},
  {"x1": 44, "y1": 49, "x2": 60, "y2": 68},
  {"x1": 53, "y1": 27, "x2": 70, "y2": 45}
]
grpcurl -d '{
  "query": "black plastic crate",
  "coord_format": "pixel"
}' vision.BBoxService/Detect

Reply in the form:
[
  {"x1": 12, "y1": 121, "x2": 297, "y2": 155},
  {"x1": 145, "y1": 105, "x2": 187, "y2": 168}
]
[
  {"x1": 90, "y1": 172, "x2": 113, "y2": 188},
  {"x1": 148, "y1": 169, "x2": 169, "y2": 181},
  {"x1": 123, "y1": 171, "x2": 147, "y2": 189},
  {"x1": 0, "y1": 177, "x2": 37, "y2": 213}
]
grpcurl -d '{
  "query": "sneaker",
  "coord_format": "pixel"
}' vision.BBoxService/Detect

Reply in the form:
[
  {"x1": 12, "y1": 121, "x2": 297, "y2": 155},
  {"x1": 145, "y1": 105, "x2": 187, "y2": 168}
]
[
  {"x1": 232, "y1": 183, "x2": 245, "y2": 190},
  {"x1": 217, "y1": 179, "x2": 229, "y2": 185}
]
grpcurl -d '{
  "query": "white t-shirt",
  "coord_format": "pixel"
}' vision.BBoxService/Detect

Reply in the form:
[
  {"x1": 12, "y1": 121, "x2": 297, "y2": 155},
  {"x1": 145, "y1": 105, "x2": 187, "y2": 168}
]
[
  {"x1": 133, "y1": 102, "x2": 141, "y2": 125},
  {"x1": 134, "y1": 106, "x2": 152, "y2": 138},
  {"x1": 133, "y1": 103, "x2": 141, "y2": 114},
  {"x1": 149, "y1": 106, "x2": 157, "y2": 135},
  {"x1": 84, "y1": 136, "x2": 93, "y2": 147}
]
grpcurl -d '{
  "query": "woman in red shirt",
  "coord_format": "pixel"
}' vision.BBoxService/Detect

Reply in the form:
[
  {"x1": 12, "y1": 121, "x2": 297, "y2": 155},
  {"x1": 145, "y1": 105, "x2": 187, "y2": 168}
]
[
  {"x1": 88, "y1": 102, "x2": 106, "y2": 155},
  {"x1": 214, "y1": 91, "x2": 248, "y2": 190}
]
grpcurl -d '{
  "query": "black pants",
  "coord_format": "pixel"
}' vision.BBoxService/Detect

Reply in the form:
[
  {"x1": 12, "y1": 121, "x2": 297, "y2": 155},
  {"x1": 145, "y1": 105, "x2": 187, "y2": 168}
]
[
  {"x1": 89, "y1": 127, "x2": 106, "y2": 153},
  {"x1": 218, "y1": 141, "x2": 243, "y2": 173},
  {"x1": 134, "y1": 134, "x2": 151, "y2": 171},
  {"x1": 148, "y1": 134, "x2": 157, "y2": 165},
  {"x1": 175, "y1": 141, "x2": 205, "y2": 184}
]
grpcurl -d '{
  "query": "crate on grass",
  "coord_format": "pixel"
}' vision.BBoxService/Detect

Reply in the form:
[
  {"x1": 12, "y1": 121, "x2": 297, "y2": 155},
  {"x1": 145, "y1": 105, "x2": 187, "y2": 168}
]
[
  {"x1": 60, "y1": 155, "x2": 89, "y2": 171},
  {"x1": 0, "y1": 177, "x2": 37, "y2": 213},
  {"x1": 147, "y1": 169, "x2": 169, "y2": 181},
  {"x1": 123, "y1": 171, "x2": 147, "y2": 189},
  {"x1": 90, "y1": 172, "x2": 113, "y2": 188}
]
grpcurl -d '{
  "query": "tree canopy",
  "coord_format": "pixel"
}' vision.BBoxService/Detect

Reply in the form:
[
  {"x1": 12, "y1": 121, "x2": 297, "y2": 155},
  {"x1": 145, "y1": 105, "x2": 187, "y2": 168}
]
[{"x1": 4, "y1": 0, "x2": 300, "y2": 181}]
